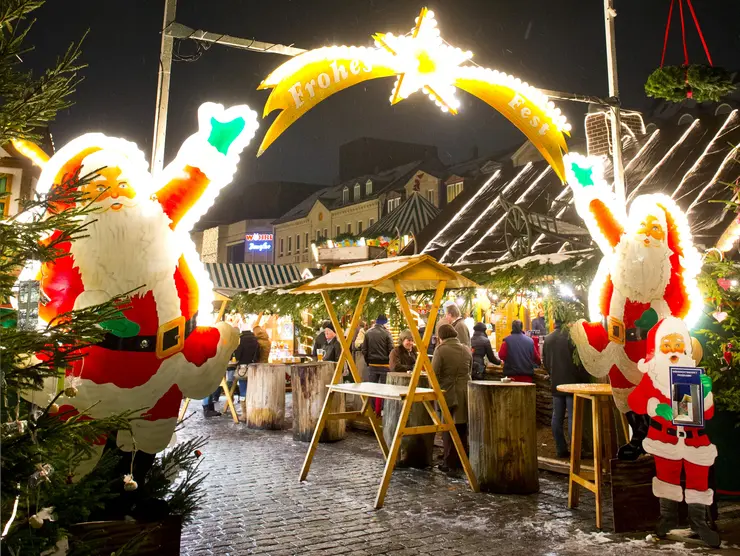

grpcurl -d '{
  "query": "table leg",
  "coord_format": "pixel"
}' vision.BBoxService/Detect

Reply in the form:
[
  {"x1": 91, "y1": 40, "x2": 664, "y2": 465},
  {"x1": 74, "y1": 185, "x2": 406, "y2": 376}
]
[
  {"x1": 568, "y1": 394, "x2": 584, "y2": 509},
  {"x1": 592, "y1": 398, "x2": 603, "y2": 529}
]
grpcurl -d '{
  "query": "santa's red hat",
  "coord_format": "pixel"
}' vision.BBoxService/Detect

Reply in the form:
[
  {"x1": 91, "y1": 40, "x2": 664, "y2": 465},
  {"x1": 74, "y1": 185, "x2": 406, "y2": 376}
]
[{"x1": 642, "y1": 316, "x2": 692, "y2": 364}]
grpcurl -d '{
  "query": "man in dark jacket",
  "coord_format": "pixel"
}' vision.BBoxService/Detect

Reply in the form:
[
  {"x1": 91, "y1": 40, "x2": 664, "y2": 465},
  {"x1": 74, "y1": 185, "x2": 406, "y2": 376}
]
[
  {"x1": 543, "y1": 320, "x2": 589, "y2": 458},
  {"x1": 471, "y1": 322, "x2": 500, "y2": 379},
  {"x1": 362, "y1": 314, "x2": 394, "y2": 415},
  {"x1": 532, "y1": 310, "x2": 548, "y2": 336},
  {"x1": 233, "y1": 329, "x2": 260, "y2": 421},
  {"x1": 498, "y1": 320, "x2": 541, "y2": 382},
  {"x1": 442, "y1": 303, "x2": 470, "y2": 347},
  {"x1": 321, "y1": 323, "x2": 342, "y2": 363},
  {"x1": 312, "y1": 320, "x2": 332, "y2": 356}
]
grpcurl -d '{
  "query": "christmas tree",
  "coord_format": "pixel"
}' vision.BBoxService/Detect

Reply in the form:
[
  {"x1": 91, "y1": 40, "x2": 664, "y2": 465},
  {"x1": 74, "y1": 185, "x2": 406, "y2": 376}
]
[{"x1": 1, "y1": 3, "x2": 206, "y2": 553}]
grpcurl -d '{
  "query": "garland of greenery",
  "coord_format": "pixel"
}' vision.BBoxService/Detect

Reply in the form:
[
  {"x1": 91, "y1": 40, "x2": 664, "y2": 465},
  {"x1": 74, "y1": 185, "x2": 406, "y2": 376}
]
[{"x1": 645, "y1": 65, "x2": 735, "y2": 103}]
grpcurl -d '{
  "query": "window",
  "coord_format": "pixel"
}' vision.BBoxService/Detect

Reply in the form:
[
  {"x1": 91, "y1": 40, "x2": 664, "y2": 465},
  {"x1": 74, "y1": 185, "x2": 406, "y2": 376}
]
[
  {"x1": 304, "y1": 232, "x2": 309, "y2": 252},
  {"x1": 354, "y1": 183, "x2": 361, "y2": 201},
  {"x1": 365, "y1": 179, "x2": 373, "y2": 195},
  {"x1": 296, "y1": 234, "x2": 300, "y2": 253},
  {"x1": 279, "y1": 238, "x2": 284, "y2": 257},
  {"x1": 387, "y1": 197, "x2": 401, "y2": 213},
  {"x1": 369, "y1": 218, "x2": 375, "y2": 227},
  {"x1": 0, "y1": 175, "x2": 10, "y2": 216},
  {"x1": 316, "y1": 230, "x2": 322, "y2": 242},
  {"x1": 324, "y1": 228, "x2": 328, "y2": 239},
  {"x1": 342, "y1": 186, "x2": 349, "y2": 204},
  {"x1": 287, "y1": 236, "x2": 292, "y2": 254},
  {"x1": 357, "y1": 221, "x2": 363, "y2": 234},
  {"x1": 426, "y1": 189, "x2": 436, "y2": 205},
  {"x1": 226, "y1": 241, "x2": 245, "y2": 264},
  {"x1": 336, "y1": 226, "x2": 341, "y2": 237},
  {"x1": 446, "y1": 181, "x2": 464, "y2": 203},
  {"x1": 346, "y1": 222, "x2": 352, "y2": 234}
]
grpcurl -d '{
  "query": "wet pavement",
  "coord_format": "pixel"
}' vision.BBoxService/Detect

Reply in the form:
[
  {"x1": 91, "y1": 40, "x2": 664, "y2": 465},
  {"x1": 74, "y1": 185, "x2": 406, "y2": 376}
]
[{"x1": 178, "y1": 394, "x2": 739, "y2": 555}]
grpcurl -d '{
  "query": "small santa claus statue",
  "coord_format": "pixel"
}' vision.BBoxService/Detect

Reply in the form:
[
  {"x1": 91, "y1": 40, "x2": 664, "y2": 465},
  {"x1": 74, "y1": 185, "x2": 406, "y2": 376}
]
[
  {"x1": 564, "y1": 153, "x2": 702, "y2": 460},
  {"x1": 628, "y1": 317, "x2": 719, "y2": 548},
  {"x1": 30, "y1": 103, "x2": 257, "y2": 464}
]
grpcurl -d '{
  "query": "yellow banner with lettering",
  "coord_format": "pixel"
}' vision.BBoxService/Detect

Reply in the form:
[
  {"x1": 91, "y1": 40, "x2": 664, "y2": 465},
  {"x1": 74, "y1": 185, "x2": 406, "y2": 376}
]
[{"x1": 257, "y1": 8, "x2": 570, "y2": 182}]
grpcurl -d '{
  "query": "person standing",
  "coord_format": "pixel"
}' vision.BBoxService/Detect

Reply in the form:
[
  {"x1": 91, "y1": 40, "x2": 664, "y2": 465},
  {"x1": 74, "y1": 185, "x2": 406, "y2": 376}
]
[
  {"x1": 234, "y1": 328, "x2": 260, "y2": 422},
  {"x1": 253, "y1": 326, "x2": 272, "y2": 363},
  {"x1": 542, "y1": 320, "x2": 589, "y2": 458},
  {"x1": 389, "y1": 330, "x2": 417, "y2": 373},
  {"x1": 362, "y1": 314, "x2": 394, "y2": 415},
  {"x1": 532, "y1": 310, "x2": 548, "y2": 336},
  {"x1": 498, "y1": 320, "x2": 541, "y2": 382},
  {"x1": 312, "y1": 320, "x2": 331, "y2": 356},
  {"x1": 442, "y1": 303, "x2": 470, "y2": 347},
  {"x1": 471, "y1": 322, "x2": 500, "y2": 379},
  {"x1": 353, "y1": 321, "x2": 368, "y2": 381},
  {"x1": 432, "y1": 324, "x2": 472, "y2": 474},
  {"x1": 321, "y1": 323, "x2": 341, "y2": 362}
]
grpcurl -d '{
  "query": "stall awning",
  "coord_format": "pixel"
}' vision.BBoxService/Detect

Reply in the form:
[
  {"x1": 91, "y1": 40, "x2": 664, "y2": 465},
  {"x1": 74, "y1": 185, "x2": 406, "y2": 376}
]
[
  {"x1": 363, "y1": 192, "x2": 440, "y2": 238},
  {"x1": 205, "y1": 263, "x2": 304, "y2": 293}
]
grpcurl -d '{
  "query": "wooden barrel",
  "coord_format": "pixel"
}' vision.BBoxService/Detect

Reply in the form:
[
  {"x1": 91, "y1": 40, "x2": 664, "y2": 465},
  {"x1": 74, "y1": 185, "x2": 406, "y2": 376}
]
[
  {"x1": 468, "y1": 381, "x2": 539, "y2": 493},
  {"x1": 291, "y1": 362, "x2": 346, "y2": 442},
  {"x1": 382, "y1": 372, "x2": 434, "y2": 468},
  {"x1": 246, "y1": 363, "x2": 287, "y2": 430}
]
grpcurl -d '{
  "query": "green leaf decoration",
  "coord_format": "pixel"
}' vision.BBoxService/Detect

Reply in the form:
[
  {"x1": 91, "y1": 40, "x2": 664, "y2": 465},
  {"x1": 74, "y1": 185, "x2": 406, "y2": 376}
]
[
  {"x1": 635, "y1": 308, "x2": 659, "y2": 331},
  {"x1": 570, "y1": 162, "x2": 594, "y2": 186},
  {"x1": 645, "y1": 65, "x2": 735, "y2": 103},
  {"x1": 208, "y1": 116, "x2": 246, "y2": 155}
]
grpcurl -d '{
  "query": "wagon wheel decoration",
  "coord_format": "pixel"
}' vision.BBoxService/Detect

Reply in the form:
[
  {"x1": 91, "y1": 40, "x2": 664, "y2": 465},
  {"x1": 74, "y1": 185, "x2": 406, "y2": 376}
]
[{"x1": 504, "y1": 204, "x2": 532, "y2": 259}]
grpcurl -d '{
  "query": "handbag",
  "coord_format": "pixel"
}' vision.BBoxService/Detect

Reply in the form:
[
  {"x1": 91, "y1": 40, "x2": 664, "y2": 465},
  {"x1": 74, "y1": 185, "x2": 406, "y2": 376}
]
[{"x1": 236, "y1": 364, "x2": 249, "y2": 379}]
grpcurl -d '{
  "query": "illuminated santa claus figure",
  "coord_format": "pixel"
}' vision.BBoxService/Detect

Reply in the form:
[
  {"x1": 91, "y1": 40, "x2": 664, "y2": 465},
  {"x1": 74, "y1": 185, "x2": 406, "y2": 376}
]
[
  {"x1": 628, "y1": 317, "x2": 718, "y2": 547},
  {"x1": 32, "y1": 102, "x2": 257, "y2": 462},
  {"x1": 564, "y1": 153, "x2": 702, "y2": 460}
]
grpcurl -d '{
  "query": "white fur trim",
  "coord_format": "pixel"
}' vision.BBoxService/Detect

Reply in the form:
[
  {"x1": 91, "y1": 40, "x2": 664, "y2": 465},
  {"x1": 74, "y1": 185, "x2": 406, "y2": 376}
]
[
  {"x1": 685, "y1": 488, "x2": 714, "y2": 506},
  {"x1": 117, "y1": 418, "x2": 177, "y2": 453},
  {"x1": 73, "y1": 289, "x2": 113, "y2": 311},
  {"x1": 569, "y1": 320, "x2": 610, "y2": 378},
  {"x1": 653, "y1": 477, "x2": 683, "y2": 502},
  {"x1": 611, "y1": 387, "x2": 634, "y2": 414},
  {"x1": 647, "y1": 397, "x2": 660, "y2": 417},
  {"x1": 643, "y1": 436, "x2": 718, "y2": 466}
]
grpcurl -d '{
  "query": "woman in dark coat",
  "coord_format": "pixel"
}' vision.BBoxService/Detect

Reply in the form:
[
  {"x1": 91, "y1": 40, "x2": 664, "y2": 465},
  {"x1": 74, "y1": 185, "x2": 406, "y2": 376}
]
[
  {"x1": 389, "y1": 329, "x2": 417, "y2": 373},
  {"x1": 471, "y1": 322, "x2": 500, "y2": 379}
]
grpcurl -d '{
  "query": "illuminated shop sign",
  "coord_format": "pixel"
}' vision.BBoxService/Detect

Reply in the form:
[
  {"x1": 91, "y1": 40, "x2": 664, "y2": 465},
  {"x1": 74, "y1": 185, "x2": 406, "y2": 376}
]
[{"x1": 247, "y1": 232, "x2": 273, "y2": 252}]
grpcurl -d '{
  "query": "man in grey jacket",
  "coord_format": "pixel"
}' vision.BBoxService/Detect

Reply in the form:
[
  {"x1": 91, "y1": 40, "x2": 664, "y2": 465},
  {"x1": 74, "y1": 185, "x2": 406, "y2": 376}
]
[{"x1": 442, "y1": 303, "x2": 470, "y2": 347}]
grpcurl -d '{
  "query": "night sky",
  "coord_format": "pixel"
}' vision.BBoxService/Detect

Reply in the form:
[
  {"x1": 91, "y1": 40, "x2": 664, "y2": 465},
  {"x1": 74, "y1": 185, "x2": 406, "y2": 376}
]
[{"x1": 24, "y1": 0, "x2": 740, "y2": 186}]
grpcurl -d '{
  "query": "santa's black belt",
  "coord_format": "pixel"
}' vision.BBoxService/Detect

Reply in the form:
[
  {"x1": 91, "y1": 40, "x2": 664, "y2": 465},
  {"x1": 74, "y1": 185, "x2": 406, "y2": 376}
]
[
  {"x1": 97, "y1": 314, "x2": 198, "y2": 355},
  {"x1": 650, "y1": 419, "x2": 707, "y2": 439},
  {"x1": 602, "y1": 318, "x2": 647, "y2": 343}
]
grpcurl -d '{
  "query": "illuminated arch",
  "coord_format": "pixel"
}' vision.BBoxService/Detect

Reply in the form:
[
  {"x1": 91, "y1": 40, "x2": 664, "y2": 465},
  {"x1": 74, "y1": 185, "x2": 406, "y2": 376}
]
[{"x1": 257, "y1": 7, "x2": 571, "y2": 181}]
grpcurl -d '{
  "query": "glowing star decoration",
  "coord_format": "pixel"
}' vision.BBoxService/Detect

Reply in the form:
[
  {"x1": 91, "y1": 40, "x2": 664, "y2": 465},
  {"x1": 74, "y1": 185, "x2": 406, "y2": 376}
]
[
  {"x1": 257, "y1": 7, "x2": 571, "y2": 181},
  {"x1": 22, "y1": 102, "x2": 257, "y2": 468},
  {"x1": 373, "y1": 8, "x2": 470, "y2": 113},
  {"x1": 564, "y1": 153, "x2": 703, "y2": 420}
]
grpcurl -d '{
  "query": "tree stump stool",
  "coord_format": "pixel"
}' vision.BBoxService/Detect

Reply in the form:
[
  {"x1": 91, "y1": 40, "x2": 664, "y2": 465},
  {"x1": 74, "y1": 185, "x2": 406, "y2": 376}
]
[
  {"x1": 291, "y1": 362, "x2": 346, "y2": 442},
  {"x1": 468, "y1": 381, "x2": 539, "y2": 493},
  {"x1": 382, "y1": 372, "x2": 434, "y2": 468},
  {"x1": 246, "y1": 363, "x2": 287, "y2": 430}
]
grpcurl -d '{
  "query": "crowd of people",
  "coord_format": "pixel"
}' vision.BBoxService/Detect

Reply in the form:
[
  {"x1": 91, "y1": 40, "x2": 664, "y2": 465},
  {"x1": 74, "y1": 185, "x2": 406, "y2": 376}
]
[{"x1": 205, "y1": 303, "x2": 586, "y2": 468}]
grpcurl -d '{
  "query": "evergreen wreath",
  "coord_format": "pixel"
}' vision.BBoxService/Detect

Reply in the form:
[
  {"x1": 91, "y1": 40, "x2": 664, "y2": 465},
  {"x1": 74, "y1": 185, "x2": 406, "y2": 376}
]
[{"x1": 645, "y1": 64, "x2": 735, "y2": 103}]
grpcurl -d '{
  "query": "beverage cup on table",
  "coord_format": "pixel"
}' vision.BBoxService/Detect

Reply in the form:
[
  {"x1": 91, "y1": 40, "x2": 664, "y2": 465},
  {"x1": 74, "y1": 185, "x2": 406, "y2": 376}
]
[{"x1": 317, "y1": 349, "x2": 325, "y2": 361}]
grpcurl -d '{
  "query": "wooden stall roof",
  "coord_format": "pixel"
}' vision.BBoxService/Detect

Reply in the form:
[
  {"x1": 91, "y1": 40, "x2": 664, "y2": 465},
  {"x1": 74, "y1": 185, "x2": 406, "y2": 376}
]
[{"x1": 290, "y1": 254, "x2": 479, "y2": 294}]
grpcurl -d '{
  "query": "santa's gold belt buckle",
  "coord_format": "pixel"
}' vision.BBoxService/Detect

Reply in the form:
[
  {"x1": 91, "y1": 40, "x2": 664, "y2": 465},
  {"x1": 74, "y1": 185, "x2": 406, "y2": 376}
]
[
  {"x1": 607, "y1": 317, "x2": 625, "y2": 345},
  {"x1": 156, "y1": 316, "x2": 186, "y2": 359}
]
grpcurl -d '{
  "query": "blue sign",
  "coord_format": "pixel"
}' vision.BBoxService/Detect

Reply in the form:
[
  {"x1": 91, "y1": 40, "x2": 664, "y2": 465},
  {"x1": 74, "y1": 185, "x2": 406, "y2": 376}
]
[{"x1": 246, "y1": 233, "x2": 273, "y2": 252}]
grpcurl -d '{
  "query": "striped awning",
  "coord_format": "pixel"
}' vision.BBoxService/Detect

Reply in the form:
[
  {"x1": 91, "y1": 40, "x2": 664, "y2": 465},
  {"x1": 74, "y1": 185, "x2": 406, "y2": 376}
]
[
  {"x1": 204, "y1": 263, "x2": 303, "y2": 292},
  {"x1": 364, "y1": 192, "x2": 440, "y2": 238}
]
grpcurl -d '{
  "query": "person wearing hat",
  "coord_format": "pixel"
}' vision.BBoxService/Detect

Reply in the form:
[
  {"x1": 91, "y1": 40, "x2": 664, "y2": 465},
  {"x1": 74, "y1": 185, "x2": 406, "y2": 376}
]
[
  {"x1": 389, "y1": 330, "x2": 417, "y2": 373},
  {"x1": 432, "y1": 323, "x2": 473, "y2": 474},
  {"x1": 471, "y1": 322, "x2": 500, "y2": 380},
  {"x1": 312, "y1": 320, "x2": 332, "y2": 356},
  {"x1": 362, "y1": 314, "x2": 394, "y2": 415}
]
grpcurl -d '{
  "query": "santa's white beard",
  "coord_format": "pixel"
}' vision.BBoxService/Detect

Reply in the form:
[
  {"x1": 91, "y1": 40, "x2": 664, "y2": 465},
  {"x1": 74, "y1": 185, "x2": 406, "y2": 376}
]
[
  {"x1": 643, "y1": 351, "x2": 694, "y2": 398},
  {"x1": 611, "y1": 236, "x2": 671, "y2": 303},
  {"x1": 70, "y1": 200, "x2": 180, "y2": 298}
]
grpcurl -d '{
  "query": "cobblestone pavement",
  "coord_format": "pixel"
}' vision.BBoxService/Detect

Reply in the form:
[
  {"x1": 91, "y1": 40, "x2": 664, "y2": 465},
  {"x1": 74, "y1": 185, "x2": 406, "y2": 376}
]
[{"x1": 178, "y1": 395, "x2": 739, "y2": 556}]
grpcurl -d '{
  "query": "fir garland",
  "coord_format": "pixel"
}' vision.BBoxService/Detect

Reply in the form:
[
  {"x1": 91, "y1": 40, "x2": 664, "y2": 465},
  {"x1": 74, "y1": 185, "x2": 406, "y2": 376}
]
[{"x1": 645, "y1": 65, "x2": 735, "y2": 103}]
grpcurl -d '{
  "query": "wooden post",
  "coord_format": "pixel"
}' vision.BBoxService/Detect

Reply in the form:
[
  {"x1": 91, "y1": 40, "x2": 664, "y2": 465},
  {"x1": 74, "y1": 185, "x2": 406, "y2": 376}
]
[
  {"x1": 383, "y1": 372, "x2": 434, "y2": 468},
  {"x1": 292, "y1": 362, "x2": 346, "y2": 442},
  {"x1": 246, "y1": 363, "x2": 287, "y2": 430},
  {"x1": 468, "y1": 381, "x2": 539, "y2": 494}
]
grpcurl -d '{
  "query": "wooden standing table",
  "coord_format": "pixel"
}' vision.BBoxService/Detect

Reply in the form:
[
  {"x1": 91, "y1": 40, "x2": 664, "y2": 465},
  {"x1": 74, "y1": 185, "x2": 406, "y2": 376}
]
[{"x1": 557, "y1": 383, "x2": 619, "y2": 529}]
